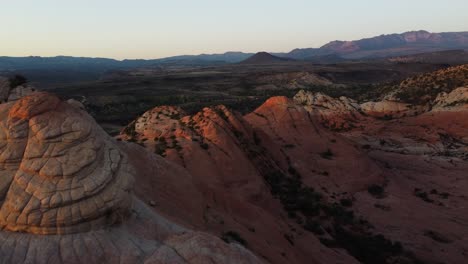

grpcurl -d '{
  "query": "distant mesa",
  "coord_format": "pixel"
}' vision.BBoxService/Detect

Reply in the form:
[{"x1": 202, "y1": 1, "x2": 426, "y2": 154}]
[{"x1": 240, "y1": 52, "x2": 294, "y2": 64}]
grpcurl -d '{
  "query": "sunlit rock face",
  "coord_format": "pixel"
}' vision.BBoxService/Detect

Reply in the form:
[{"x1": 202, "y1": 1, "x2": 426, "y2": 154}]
[{"x1": 0, "y1": 92, "x2": 134, "y2": 234}]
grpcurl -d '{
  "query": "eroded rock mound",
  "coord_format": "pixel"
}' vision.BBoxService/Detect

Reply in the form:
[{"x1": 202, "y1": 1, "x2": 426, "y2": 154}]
[
  {"x1": 0, "y1": 92, "x2": 133, "y2": 235},
  {"x1": 0, "y1": 92, "x2": 262, "y2": 263},
  {"x1": 120, "y1": 102, "x2": 365, "y2": 264}
]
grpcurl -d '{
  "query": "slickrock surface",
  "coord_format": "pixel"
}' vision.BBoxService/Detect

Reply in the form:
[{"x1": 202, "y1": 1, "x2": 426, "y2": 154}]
[
  {"x1": 0, "y1": 92, "x2": 262, "y2": 264},
  {"x1": 298, "y1": 90, "x2": 468, "y2": 264},
  {"x1": 246, "y1": 96, "x2": 383, "y2": 192},
  {"x1": 120, "y1": 104, "x2": 360, "y2": 264},
  {"x1": 123, "y1": 88, "x2": 468, "y2": 264}
]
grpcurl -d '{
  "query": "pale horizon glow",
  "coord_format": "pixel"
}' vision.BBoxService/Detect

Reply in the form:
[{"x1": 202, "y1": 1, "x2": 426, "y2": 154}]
[{"x1": 1, "y1": 0, "x2": 467, "y2": 60}]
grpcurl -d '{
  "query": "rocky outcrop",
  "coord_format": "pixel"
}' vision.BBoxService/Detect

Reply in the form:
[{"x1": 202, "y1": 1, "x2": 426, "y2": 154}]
[
  {"x1": 384, "y1": 64, "x2": 468, "y2": 104},
  {"x1": 432, "y1": 86, "x2": 468, "y2": 110},
  {"x1": 120, "y1": 102, "x2": 365, "y2": 264},
  {"x1": 359, "y1": 100, "x2": 422, "y2": 118},
  {"x1": 0, "y1": 92, "x2": 262, "y2": 263},
  {"x1": 0, "y1": 93, "x2": 133, "y2": 235},
  {"x1": 294, "y1": 89, "x2": 426, "y2": 120},
  {"x1": 255, "y1": 72, "x2": 333, "y2": 90},
  {"x1": 250, "y1": 92, "x2": 468, "y2": 264},
  {"x1": 293, "y1": 90, "x2": 362, "y2": 130},
  {"x1": 0, "y1": 76, "x2": 35, "y2": 103},
  {"x1": 122, "y1": 87, "x2": 468, "y2": 264}
]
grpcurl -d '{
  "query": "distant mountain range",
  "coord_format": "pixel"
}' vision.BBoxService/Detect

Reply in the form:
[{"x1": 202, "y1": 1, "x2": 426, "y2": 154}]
[
  {"x1": 157, "y1": 30, "x2": 468, "y2": 62},
  {"x1": 1, "y1": 30, "x2": 467, "y2": 86},
  {"x1": 1, "y1": 30, "x2": 467, "y2": 68},
  {"x1": 285, "y1": 30, "x2": 468, "y2": 60}
]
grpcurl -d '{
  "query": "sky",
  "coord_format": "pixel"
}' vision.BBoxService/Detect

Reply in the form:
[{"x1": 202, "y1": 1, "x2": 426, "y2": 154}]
[{"x1": 1, "y1": 0, "x2": 467, "y2": 60}]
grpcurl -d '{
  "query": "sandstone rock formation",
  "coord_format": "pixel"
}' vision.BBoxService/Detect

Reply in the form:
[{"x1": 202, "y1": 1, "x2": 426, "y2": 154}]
[
  {"x1": 245, "y1": 96, "x2": 383, "y2": 193},
  {"x1": 293, "y1": 90, "x2": 362, "y2": 129},
  {"x1": 0, "y1": 76, "x2": 35, "y2": 103},
  {"x1": 0, "y1": 92, "x2": 262, "y2": 263},
  {"x1": 432, "y1": 86, "x2": 468, "y2": 110},
  {"x1": 122, "y1": 87, "x2": 468, "y2": 264},
  {"x1": 120, "y1": 103, "x2": 363, "y2": 264},
  {"x1": 359, "y1": 100, "x2": 420, "y2": 118}
]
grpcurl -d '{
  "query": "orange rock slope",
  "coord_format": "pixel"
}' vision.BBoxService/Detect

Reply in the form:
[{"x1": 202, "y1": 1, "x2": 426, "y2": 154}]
[{"x1": 121, "y1": 86, "x2": 468, "y2": 264}]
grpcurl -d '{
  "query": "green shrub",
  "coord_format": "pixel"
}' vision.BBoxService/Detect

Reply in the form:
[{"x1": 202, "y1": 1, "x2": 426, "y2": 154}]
[
  {"x1": 368, "y1": 185, "x2": 385, "y2": 198},
  {"x1": 200, "y1": 142, "x2": 209, "y2": 149},
  {"x1": 221, "y1": 231, "x2": 247, "y2": 246},
  {"x1": 8, "y1": 75, "x2": 27, "y2": 88},
  {"x1": 320, "y1": 149, "x2": 334, "y2": 160},
  {"x1": 332, "y1": 226, "x2": 407, "y2": 264},
  {"x1": 323, "y1": 203, "x2": 355, "y2": 225},
  {"x1": 423, "y1": 230, "x2": 452, "y2": 244},
  {"x1": 340, "y1": 198, "x2": 353, "y2": 207},
  {"x1": 414, "y1": 188, "x2": 434, "y2": 203},
  {"x1": 304, "y1": 219, "x2": 324, "y2": 235},
  {"x1": 253, "y1": 132, "x2": 261, "y2": 144}
]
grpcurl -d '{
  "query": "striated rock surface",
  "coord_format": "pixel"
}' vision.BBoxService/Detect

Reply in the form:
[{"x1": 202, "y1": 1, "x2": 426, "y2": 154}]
[
  {"x1": 0, "y1": 92, "x2": 263, "y2": 264},
  {"x1": 0, "y1": 92, "x2": 134, "y2": 235}
]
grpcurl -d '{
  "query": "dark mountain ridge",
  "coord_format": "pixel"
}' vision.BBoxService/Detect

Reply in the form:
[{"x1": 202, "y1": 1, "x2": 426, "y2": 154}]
[
  {"x1": 240, "y1": 52, "x2": 294, "y2": 64},
  {"x1": 2, "y1": 30, "x2": 466, "y2": 69},
  {"x1": 287, "y1": 30, "x2": 468, "y2": 60}
]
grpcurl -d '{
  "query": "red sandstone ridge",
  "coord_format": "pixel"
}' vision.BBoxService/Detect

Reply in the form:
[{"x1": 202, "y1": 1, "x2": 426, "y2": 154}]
[
  {"x1": 121, "y1": 86, "x2": 468, "y2": 264},
  {"x1": 119, "y1": 104, "x2": 356, "y2": 264}
]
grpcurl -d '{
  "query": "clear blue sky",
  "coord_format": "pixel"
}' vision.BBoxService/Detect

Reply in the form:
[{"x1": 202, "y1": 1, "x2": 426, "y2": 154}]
[{"x1": 1, "y1": 0, "x2": 467, "y2": 59}]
